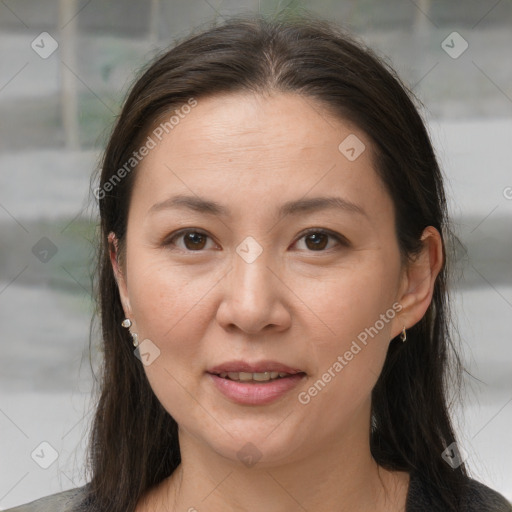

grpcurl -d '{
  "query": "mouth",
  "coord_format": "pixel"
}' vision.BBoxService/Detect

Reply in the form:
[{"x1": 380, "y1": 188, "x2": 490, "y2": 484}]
[
  {"x1": 206, "y1": 360, "x2": 306, "y2": 382},
  {"x1": 206, "y1": 360, "x2": 307, "y2": 405},
  {"x1": 210, "y1": 370, "x2": 306, "y2": 383}
]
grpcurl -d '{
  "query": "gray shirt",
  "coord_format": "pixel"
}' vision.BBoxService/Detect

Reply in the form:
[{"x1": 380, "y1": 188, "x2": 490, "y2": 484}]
[{"x1": 4, "y1": 474, "x2": 512, "y2": 511}]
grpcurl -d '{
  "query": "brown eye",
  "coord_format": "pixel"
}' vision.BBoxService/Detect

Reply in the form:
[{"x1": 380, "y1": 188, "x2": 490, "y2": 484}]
[
  {"x1": 165, "y1": 230, "x2": 214, "y2": 251},
  {"x1": 164, "y1": 228, "x2": 348, "y2": 253},
  {"x1": 304, "y1": 232, "x2": 329, "y2": 250},
  {"x1": 182, "y1": 232, "x2": 207, "y2": 250},
  {"x1": 294, "y1": 229, "x2": 348, "y2": 252}
]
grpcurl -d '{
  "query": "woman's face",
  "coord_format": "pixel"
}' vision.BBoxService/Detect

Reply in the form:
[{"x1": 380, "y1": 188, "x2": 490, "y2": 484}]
[{"x1": 114, "y1": 91, "x2": 409, "y2": 466}]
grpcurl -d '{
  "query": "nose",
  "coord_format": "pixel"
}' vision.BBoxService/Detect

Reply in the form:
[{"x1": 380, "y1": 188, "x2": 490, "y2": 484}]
[{"x1": 215, "y1": 248, "x2": 291, "y2": 335}]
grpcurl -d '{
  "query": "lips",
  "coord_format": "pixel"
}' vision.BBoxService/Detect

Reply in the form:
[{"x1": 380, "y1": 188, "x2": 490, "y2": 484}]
[
  {"x1": 206, "y1": 360, "x2": 307, "y2": 405},
  {"x1": 207, "y1": 372, "x2": 306, "y2": 405},
  {"x1": 217, "y1": 371, "x2": 292, "y2": 381},
  {"x1": 207, "y1": 360, "x2": 305, "y2": 375}
]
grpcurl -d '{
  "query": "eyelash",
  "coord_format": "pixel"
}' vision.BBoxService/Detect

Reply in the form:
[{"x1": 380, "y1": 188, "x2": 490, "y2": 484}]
[{"x1": 163, "y1": 228, "x2": 349, "y2": 253}]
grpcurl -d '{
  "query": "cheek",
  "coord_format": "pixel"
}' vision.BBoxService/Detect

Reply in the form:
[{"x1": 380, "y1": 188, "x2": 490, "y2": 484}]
[
  {"x1": 126, "y1": 245, "x2": 212, "y2": 338},
  {"x1": 125, "y1": 254, "x2": 213, "y2": 421},
  {"x1": 302, "y1": 255, "x2": 399, "y2": 348},
  {"x1": 297, "y1": 256, "x2": 400, "y2": 409},
  {"x1": 125, "y1": 247, "x2": 226, "y2": 387}
]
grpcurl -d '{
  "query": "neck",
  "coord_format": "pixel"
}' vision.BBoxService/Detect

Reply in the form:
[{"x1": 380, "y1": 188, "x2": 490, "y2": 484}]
[{"x1": 142, "y1": 426, "x2": 410, "y2": 512}]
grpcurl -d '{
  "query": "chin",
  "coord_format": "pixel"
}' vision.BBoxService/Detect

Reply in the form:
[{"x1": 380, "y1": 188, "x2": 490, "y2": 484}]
[{"x1": 202, "y1": 427, "x2": 309, "y2": 469}]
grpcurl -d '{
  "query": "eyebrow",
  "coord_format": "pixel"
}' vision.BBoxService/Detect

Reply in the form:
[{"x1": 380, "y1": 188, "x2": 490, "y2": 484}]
[{"x1": 149, "y1": 194, "x2": 367, "y2": 220}]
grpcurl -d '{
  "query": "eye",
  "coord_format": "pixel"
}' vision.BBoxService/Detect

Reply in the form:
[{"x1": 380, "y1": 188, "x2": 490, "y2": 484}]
[
  {"x1": 164, "y1": 229, "x2": 217, "y2": 251},
  {"x1": 163, "y1": 228, "x2": 348, "y2": 253},
  {"x1": 293, "y1": 228, "x2": 349, "y2": 252}
]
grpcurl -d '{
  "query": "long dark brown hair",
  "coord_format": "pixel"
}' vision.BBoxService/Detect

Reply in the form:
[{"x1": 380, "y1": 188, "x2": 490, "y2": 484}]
[{"x1": 84, "y1": 10, "x2": 467, "y2": 511}]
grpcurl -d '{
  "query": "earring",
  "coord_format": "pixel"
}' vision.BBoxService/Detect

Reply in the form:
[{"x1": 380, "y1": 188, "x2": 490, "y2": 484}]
[
  {"x1": 121, "y1": 318, "x2": 139, "y2": 347},
  {"x1": 400, "y1": 326, "x2": 407, "y2": 343}
]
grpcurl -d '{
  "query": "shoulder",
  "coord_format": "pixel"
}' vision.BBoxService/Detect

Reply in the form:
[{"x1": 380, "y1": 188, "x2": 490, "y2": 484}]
[
  {"x1": 461, "y1": 478, "x2": 512, "y2": 511},
  {"x1": 407, "y1": 472, "x2": 512, "y2": 511},
  {"x1": 3, "y1": 485, "x2": 89, "y2": 512}
]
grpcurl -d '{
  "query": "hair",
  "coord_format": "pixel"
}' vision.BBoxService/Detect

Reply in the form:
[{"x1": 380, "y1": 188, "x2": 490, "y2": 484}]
[{"x1": 84, "y1": 10, "x2": 467, "y2": 512}]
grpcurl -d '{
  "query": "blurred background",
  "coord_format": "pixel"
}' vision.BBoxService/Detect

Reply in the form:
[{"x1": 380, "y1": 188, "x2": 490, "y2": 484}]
[{"x1": 0, "y1": 0, "x2": 511, "y2": 508}]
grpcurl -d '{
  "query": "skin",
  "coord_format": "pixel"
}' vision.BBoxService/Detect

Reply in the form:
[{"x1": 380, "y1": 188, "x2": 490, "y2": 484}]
[{"x1": 110, "y1": 91, "x2": 443, "y2": 512}]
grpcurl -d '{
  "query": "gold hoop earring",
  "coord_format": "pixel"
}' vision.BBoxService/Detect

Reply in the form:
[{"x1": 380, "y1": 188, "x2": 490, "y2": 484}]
[{"x1": 400, "y1": 326, "x2": 407, "y2": 343}]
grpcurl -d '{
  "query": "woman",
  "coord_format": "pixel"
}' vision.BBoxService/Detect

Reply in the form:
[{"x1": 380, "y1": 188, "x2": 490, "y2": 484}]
[{"x1": 7, "y1": 11, "x2": 511, "y2": 512}]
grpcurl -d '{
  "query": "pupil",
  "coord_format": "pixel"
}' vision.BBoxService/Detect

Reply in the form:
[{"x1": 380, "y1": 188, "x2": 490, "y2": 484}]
[
  {"x1": 306, "y1": 233, "x2": 327, "y2": 250},
  {"x1": 185, "y1": 232, "x2": 206, "y2": 250}
]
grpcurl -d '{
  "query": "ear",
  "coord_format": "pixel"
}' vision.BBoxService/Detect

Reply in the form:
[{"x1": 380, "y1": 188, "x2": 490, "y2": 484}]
[
  {"x1": 392, "y1": 226, "x2": 444, "y2": 337},
  {"x1": 108, "y1": 232, "x2": 132, "y2": 318}
]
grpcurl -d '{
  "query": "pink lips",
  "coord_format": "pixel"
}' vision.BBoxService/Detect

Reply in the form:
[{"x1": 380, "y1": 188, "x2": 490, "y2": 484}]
[
  {"x1": 207, "y1": 359, "x2": 304, "y2": 375},
  {"x1": 206, "y1": 360, "x2": 307, "y2": 405}
]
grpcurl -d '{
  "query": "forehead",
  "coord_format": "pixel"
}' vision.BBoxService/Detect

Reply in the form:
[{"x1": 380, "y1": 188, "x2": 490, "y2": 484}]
[
  {"x1": 132, "y1": 91, "x2": 392, "y2": 222},
  {"x1": 150, "y1": 92, "x2": 365, "y2": 161}
]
